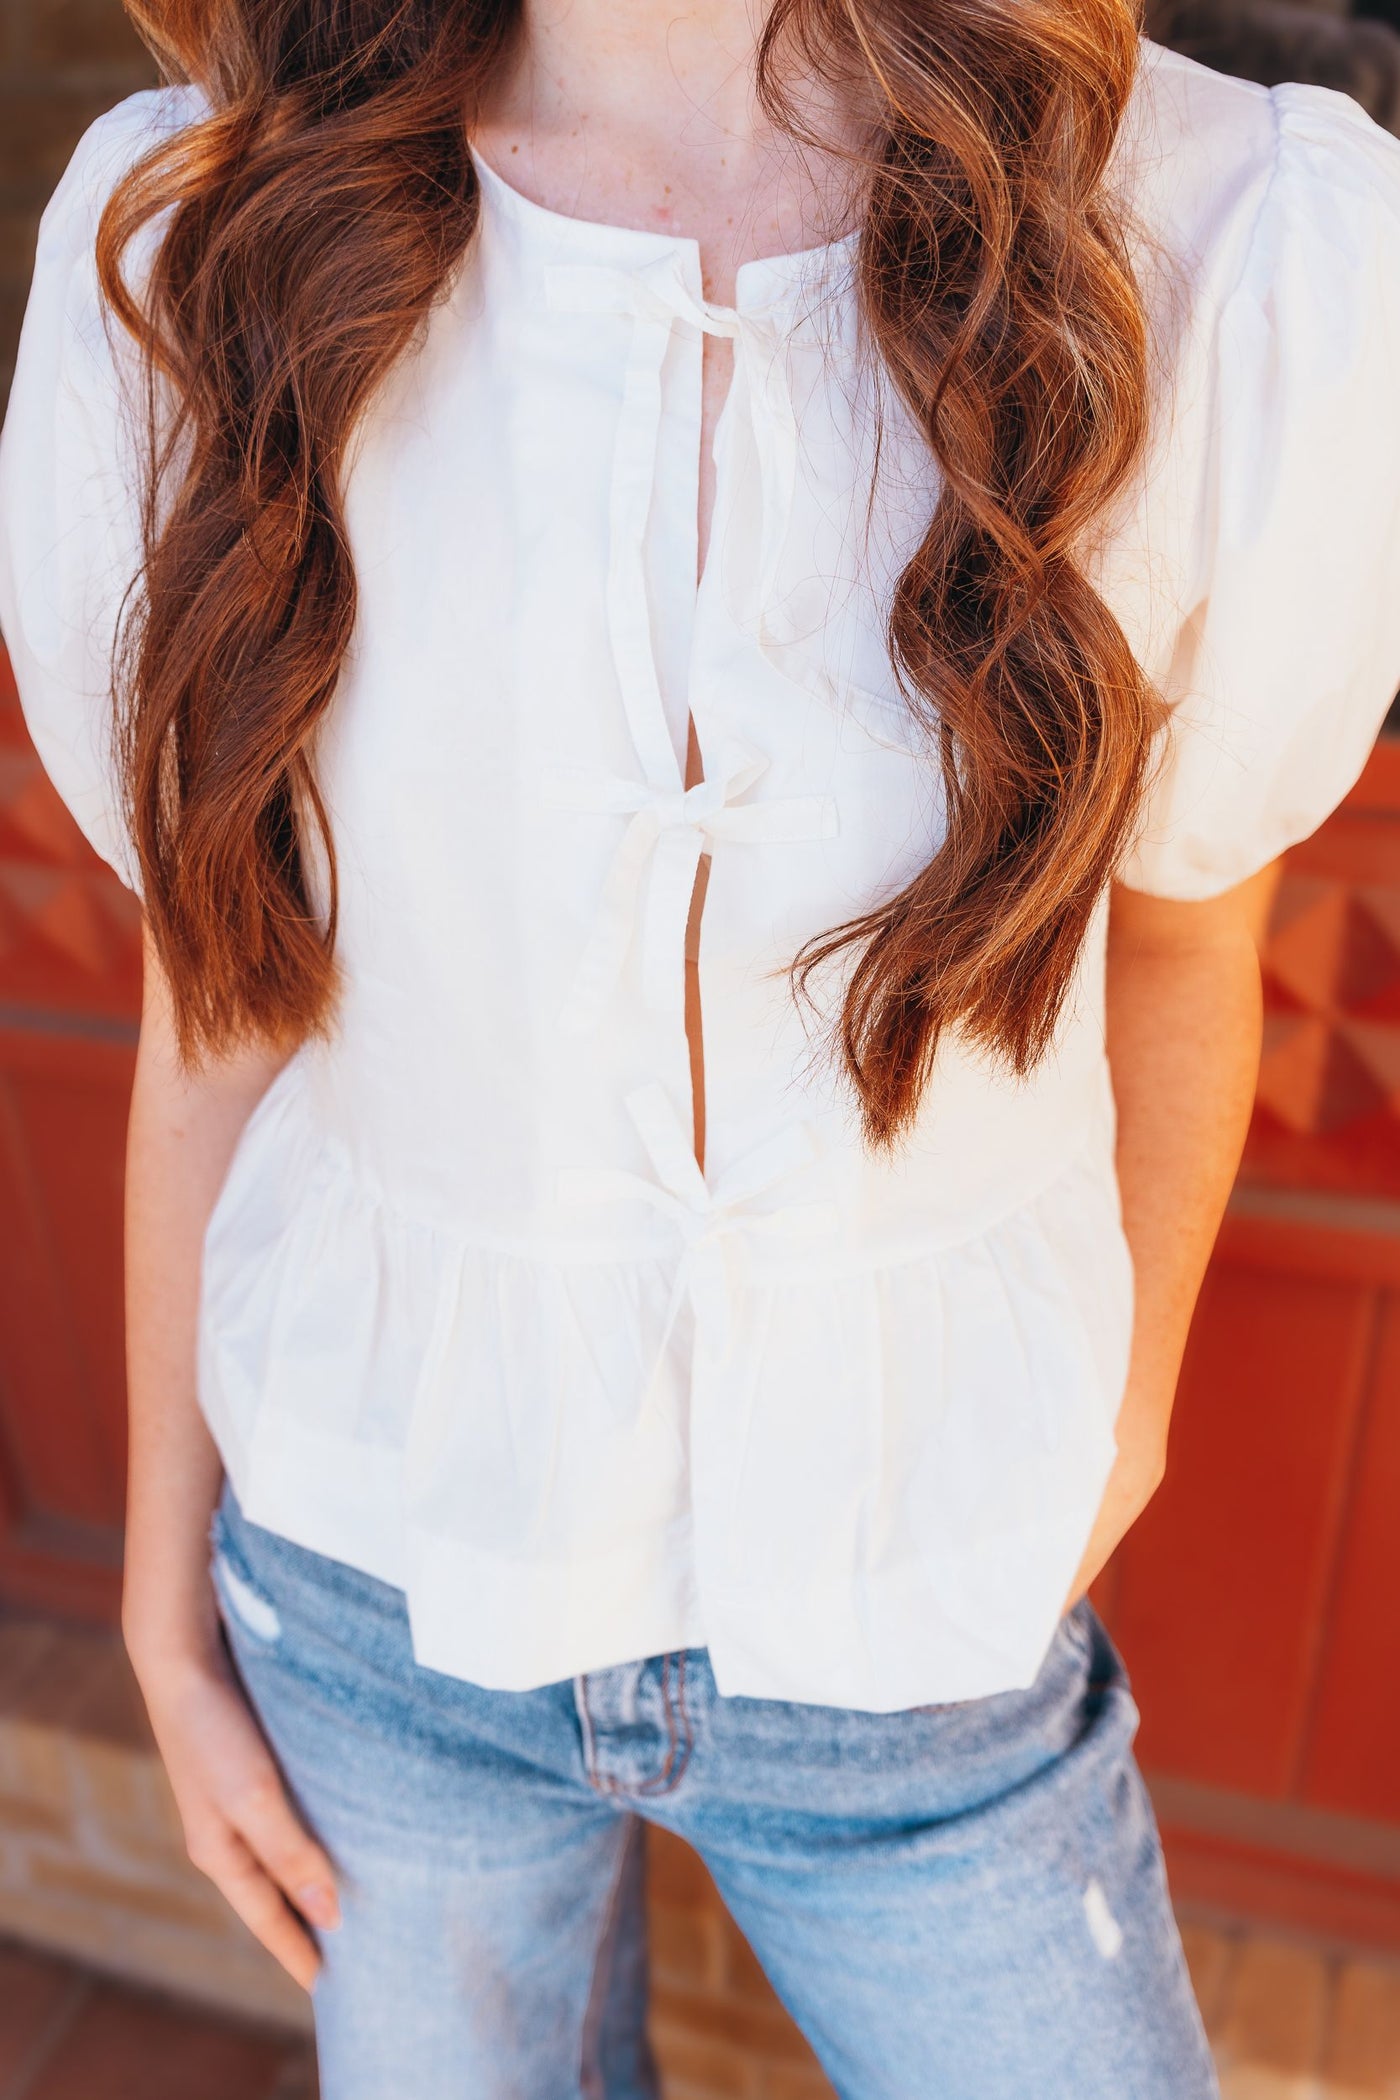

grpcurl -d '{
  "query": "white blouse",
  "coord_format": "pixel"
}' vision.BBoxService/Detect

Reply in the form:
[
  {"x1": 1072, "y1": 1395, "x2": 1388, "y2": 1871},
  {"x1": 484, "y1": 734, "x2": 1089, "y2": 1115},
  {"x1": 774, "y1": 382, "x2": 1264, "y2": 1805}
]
[{"x1": 5, "y1": 41, "x2": 1400, "y2": 1710}]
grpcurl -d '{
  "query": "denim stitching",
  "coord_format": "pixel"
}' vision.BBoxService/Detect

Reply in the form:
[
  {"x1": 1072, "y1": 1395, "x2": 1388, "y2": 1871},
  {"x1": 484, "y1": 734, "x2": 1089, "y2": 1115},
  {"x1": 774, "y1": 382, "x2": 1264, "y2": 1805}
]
[
  {"x1": 578, "y1": 1657, "x2": 696, "y2": 1799},
  {"x1": 672, "y1": 1648, "x2": 695, "y2": 1788},
  {"x1": 633, "y1": 1652, "x2": 682, "y2": 1797},
  {"x1": 576, "y1": 1675, "x2": 615, "y2": 1797},
  {"x1": 634, "y1": 1651, "x2": 695, "y2": 1798}
]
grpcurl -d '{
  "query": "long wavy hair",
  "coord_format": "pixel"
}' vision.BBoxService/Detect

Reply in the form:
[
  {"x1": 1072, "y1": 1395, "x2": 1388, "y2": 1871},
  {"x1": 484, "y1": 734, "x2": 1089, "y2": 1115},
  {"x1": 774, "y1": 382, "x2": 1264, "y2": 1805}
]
[{"x1": 98, "y1": 0, "x2": 1161, "y2": 1148}]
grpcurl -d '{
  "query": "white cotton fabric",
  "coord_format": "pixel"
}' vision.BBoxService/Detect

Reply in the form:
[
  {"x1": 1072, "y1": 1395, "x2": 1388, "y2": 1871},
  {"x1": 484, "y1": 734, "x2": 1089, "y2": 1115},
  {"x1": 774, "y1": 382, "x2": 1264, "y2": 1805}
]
[{"x1": 4, "y1": 42, "x2": 1400, "y2": 1709}]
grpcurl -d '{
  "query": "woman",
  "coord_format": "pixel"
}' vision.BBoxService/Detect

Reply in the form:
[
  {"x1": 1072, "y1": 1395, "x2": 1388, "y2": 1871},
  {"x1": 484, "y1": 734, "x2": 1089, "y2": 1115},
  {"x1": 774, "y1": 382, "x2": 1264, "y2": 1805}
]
[{"x1": 4, "y1": 0, "x2": 1400, "y2": 2091}]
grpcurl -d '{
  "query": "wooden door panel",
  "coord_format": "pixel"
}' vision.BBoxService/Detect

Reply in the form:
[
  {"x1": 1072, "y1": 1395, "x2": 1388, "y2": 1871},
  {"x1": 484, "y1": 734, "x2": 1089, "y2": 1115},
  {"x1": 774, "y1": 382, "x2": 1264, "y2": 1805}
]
[
  {"x1": 0, "y1": 1028, "x2": 132, "y2": 1527},
  {"x1": 1300, "y1": 1292, "x2": 1400, "y2": 1821},
  {"x1": 1111, "y1": 1254, "x2": 1376, "y2": 1797}
]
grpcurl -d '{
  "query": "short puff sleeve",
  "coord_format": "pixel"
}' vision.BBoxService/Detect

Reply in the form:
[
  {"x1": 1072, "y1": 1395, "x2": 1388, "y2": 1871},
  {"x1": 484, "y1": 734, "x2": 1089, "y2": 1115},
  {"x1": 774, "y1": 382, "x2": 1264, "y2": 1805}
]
[
  {"x1": 1117, "y1": 80, "x2": 1400, "y2": 899},
  {"x1": 0, "y1": 90, "x2": 202, "y2": 895}
]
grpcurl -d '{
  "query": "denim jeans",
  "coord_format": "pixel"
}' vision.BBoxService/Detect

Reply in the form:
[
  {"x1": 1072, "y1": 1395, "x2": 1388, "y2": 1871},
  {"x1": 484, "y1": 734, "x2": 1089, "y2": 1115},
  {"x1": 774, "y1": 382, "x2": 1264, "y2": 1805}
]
[{"x1": 210, "y1": 1482, "x2": 1217, "y2": 2100}]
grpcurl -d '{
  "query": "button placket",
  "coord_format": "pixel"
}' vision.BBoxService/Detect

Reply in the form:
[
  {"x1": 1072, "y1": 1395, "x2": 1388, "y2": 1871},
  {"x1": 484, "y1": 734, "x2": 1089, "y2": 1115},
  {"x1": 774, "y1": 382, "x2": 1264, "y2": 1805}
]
[{"x1": 572, "y1": 1654, "x2": 694, "y2": 1798}]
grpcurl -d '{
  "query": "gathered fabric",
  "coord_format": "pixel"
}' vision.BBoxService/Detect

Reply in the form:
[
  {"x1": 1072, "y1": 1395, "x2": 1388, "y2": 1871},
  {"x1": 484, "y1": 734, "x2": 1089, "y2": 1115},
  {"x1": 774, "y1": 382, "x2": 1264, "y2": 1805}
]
[
  {"x1": 198, "y1": 1056, "x2": 1130, "y2": 1705},
  {"x1": 5, "y1": 42, "x2": 1400, "y2": 1707}
]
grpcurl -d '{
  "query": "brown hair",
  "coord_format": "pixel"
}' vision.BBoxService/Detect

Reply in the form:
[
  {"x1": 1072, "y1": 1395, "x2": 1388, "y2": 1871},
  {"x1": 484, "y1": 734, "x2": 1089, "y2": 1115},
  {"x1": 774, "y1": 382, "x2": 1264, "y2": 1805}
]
[{"x1": 99, "y1": 0, "x2": 1160, "y2": 1147}]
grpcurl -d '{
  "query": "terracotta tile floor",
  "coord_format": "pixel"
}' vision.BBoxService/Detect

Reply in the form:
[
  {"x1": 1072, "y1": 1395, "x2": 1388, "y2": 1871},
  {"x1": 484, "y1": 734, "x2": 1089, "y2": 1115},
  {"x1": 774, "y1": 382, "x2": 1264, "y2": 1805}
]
[
  {"x1": 1182, "y1": 1923, "x2": 1400, "y2": 2098},
  {"x1": 0, "y1": 1942, "x2": 315, "y2": 2100},
  {"x1": 2, "y1": 1922, "x2": 1400, "y2": 2097}
]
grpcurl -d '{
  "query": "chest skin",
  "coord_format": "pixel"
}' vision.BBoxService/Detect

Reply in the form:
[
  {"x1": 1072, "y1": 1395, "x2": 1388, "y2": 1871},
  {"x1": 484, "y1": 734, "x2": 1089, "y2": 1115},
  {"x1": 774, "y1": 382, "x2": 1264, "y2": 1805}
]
[{"x1": 682, "y1": 325, "x2": 737, "y2": 1173}]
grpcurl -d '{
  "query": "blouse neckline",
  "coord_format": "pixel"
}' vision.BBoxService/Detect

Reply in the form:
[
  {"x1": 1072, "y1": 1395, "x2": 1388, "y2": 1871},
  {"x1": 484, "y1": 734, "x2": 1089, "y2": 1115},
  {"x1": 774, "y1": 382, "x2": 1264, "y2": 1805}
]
[{"x1": 467, "y1": 142, "x2": 860, "y2": 314}]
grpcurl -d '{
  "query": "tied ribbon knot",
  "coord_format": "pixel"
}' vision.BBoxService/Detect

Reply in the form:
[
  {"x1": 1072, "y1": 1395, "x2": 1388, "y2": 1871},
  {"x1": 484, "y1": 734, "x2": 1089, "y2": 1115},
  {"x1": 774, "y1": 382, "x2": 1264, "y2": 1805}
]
[
  {"x1": 545, "y1": 255, "x2": 803, "y2": 661},
  {"x1": 558, "y1": 1082, "x2": 839, "y2": 1404},
  {"x1": 542, "y1": 742, "x2": 836, "y2": 1033}
]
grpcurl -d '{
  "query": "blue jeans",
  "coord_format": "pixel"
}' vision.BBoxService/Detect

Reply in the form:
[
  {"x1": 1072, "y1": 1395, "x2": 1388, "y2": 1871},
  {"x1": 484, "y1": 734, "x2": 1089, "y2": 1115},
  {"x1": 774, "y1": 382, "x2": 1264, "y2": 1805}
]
[{"x1": 210, "y1": 1483, "x2": 1217, "y2": 2100}]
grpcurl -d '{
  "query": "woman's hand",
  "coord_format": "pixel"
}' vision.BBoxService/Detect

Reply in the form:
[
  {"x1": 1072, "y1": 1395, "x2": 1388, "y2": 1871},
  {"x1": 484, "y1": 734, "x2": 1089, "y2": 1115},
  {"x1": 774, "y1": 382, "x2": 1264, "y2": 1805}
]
[
  {"x1": 1062, "y1": 1401, "x2": 1168, "y2": 1613},
  {"x1": 130, "y1": 1626, "x2": 340, "y2": 1990}
]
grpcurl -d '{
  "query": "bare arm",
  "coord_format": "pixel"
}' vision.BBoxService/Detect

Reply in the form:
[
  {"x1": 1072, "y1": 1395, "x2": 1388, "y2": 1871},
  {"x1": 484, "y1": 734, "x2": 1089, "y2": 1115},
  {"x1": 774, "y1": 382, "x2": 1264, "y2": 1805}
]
[
  {"x1": 1065, "y1": 871, "x2": 1272, "y2": 1603},
  {"x1": 123, "y1": 925, "x2": 339, "y2": 1987},
  {"x1": 123, "y1": 927, "x2": 277, "y2": 1669}
]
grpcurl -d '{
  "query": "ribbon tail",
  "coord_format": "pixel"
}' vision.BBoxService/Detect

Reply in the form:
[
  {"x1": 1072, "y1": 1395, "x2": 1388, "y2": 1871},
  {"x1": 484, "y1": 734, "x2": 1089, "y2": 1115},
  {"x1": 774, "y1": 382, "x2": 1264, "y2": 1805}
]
[
  {"x1": 636, "y1": 1251, "x2": 694, "y2": 1444},
  {"x1": 606, "y1": 319, "x2": 685, "y2": 791},
  {"x1": 749, "y1": 330, "x2": 799, "y2": 646},
  {"x1": 557, "y1": 808, "x2": 661, "y2": 1034}
]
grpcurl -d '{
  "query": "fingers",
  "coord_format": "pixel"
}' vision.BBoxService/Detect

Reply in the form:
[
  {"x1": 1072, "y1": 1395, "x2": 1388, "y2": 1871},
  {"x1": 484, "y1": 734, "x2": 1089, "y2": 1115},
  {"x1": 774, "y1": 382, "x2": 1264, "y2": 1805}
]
[
  {"x1": 232, "y1": 1768, "x2": 342, "y2": 1932},
  {"x1": 182, "y1": 1734, "x2": 341, "y2": 1991},
  {"x1": 147, "y1": 1650, "x2": 342, "y2": 1991},
  {"x1": 186, "y1": 1821, "x2": 324, "y2": 1991}
]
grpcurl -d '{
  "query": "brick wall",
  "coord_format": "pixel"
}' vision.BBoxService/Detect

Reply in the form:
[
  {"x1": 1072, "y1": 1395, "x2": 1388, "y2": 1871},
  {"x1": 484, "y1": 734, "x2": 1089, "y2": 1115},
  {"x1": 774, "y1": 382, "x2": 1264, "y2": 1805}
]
[
  {"x1": 0, "y1": 1615, "x2": 310, "y2": 2032},
  {"x1": 0, "y1": 0, "x2": 153, "y2": 404},
  {"x1": 646, "y1": 1835, "x2": 832, "y2": 2100}
]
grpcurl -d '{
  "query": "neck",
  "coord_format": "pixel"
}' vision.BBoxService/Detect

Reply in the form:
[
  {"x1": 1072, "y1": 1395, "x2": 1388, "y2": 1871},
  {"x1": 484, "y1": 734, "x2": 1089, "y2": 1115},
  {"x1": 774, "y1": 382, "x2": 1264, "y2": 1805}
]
[
  {"x1": 475, "y1": 0, "x2": 867, "y2": 261},
  {"x1": 499, "y1": 0, "x2": 775, "y2": 161}
]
